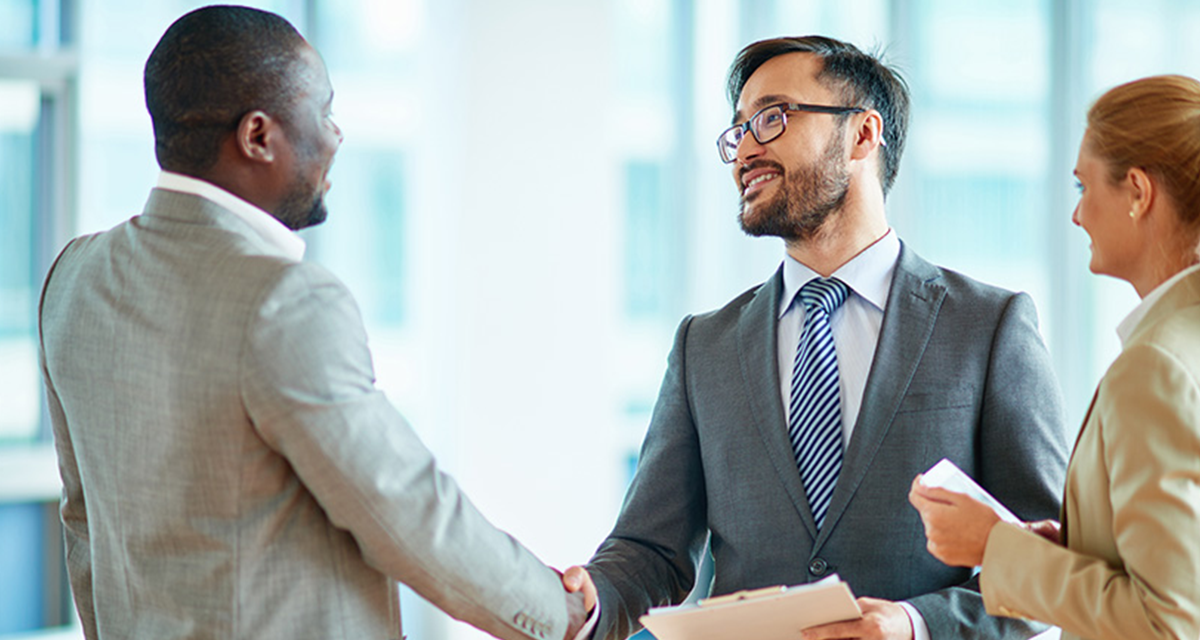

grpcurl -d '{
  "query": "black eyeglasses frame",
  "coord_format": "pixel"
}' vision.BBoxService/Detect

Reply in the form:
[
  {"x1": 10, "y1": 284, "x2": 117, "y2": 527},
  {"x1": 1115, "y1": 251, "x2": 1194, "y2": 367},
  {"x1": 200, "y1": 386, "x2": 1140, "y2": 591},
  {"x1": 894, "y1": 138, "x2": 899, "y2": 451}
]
[{"x1": 717, "y1": 102, "x2": 873, "y2": 164}]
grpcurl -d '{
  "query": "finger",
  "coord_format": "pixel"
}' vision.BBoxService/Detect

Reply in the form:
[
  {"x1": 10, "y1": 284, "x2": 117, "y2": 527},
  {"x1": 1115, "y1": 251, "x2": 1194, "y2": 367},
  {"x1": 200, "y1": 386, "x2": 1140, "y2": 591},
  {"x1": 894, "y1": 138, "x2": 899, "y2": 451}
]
[
  {"x1": 801, "y1": 619, "x2": 862, "y2": 639},
  {"x1": 912, "y1": 484, "x2": 962, "y2": 505},
  {"x1": 561, "y1": 566, "x2": 584, "y2": 591}
]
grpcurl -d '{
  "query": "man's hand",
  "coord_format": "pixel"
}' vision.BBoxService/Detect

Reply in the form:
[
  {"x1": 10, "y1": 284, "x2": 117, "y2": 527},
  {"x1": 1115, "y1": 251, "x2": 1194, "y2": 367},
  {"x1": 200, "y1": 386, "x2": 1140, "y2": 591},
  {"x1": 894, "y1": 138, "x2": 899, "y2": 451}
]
[
  {"x1": 560, "y1": 565, "x2": 597, "y2": 640},
  {"x1": 800, "y1": 597, "x2": 914, "y2": 640},
  {"x1": 562, "y1": 589, "x2": 588, "y2": 640},
  {"x1": 907, "y1": 475, "x2": 1001, "y2": 567},
  {"x1": 561, "y1": 565, "x2": 597, "y2": 612}
]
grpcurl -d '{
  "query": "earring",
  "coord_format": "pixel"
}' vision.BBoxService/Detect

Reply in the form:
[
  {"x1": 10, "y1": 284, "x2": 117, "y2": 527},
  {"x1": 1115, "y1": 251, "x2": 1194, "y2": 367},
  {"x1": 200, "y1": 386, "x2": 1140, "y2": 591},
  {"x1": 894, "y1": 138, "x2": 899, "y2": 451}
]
[{"x1": 1129, "y1": 210, "x2": 1136, "y2": 219}]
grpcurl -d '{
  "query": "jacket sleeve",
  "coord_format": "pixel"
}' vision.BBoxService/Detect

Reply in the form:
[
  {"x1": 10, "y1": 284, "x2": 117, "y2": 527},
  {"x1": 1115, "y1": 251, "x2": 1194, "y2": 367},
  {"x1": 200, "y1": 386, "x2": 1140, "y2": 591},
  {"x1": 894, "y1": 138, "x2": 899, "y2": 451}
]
[
  {"x1": 239, "y1": 261, "x2": 569, "y2": 640},
  {"x1": 40, "y1": 239, "x2": 98, "y2": 638},
  {"x1": 585, "y1": 317, "x2": 709, "y2": 640},
  {"x1": 981, "y1": 342, "x2": 1200, "y2": 640}
]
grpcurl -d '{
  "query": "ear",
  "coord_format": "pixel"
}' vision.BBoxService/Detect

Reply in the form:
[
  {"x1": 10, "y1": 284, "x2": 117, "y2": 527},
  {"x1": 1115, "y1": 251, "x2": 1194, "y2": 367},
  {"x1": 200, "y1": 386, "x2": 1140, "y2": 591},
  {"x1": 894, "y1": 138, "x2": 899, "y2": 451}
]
[
  {"x1": 1126, "y1": 166, "x2": 1155, "y2": 220},
  {"x1": 849, "y1": 109, "x2": 886, "y2": 162},
  {"x1": 234, "y1": 110, "x2": 278, "y2": 164}
]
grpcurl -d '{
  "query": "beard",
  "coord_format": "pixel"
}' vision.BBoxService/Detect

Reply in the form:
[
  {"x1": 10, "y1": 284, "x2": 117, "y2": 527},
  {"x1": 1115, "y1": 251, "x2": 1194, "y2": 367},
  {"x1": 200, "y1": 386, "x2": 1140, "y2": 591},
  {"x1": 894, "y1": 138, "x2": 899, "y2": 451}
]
[
  {"x1": 737, "y1": 125, "x2": 850, "y2": 242},
  {"x1": 276, "y1": 175, "x2": 328, "y2": 231},
  {"x1": 273, "y1": 116, "x2": 333, "y2": 231}
]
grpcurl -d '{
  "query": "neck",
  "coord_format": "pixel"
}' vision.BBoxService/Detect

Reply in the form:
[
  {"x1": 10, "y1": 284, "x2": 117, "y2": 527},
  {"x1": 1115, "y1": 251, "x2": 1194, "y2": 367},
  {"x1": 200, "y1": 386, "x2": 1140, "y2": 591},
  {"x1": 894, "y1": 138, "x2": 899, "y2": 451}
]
[
  {"x1": 1128, "y1": 215, "x2": 1200, "y2": 298},
  {"x1": 785, "y1": 186, "x2": 889, "y2": 276},
  {"x1": 1130, "y1": 251, "x2": 1200, "y2": 299},
  {"x1": 192, "y1": 166, "x2": 278, "y2": 219}
]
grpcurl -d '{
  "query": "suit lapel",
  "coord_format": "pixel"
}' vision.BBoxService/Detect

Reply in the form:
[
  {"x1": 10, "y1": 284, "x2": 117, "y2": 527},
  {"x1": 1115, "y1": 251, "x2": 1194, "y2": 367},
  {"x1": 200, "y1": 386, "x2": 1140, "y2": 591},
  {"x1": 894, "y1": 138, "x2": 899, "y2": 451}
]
[
  {"x1": 816, "y1": 244, "x2": 945, "y2": 547},
  {"x1": 738, "y1": 266, "x2": 820, "y2": 540}
]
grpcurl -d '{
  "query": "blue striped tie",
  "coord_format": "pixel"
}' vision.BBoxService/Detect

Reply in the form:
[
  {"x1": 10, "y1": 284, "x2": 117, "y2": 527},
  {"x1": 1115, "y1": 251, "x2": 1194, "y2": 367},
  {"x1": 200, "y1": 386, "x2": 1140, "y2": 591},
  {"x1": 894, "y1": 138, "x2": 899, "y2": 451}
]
[{"x1": 789, "y1": 277, "x2": 849, "y2": 530}]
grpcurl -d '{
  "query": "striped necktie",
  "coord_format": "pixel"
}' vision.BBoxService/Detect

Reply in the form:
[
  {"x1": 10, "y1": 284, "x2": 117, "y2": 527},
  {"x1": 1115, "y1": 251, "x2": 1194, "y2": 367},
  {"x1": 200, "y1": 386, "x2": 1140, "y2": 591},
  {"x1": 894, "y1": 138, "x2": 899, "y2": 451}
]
[{"x1": 789, "y1": 277, "x2": 849, "y2": 530}]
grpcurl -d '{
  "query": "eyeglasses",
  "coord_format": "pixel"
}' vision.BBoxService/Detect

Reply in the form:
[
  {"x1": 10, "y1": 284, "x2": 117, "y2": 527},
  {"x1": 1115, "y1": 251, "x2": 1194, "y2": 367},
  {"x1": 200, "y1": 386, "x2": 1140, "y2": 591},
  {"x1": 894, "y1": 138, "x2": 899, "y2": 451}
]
[{"x1": 716, "y1": 102, "x2": 871, "y2": 164}]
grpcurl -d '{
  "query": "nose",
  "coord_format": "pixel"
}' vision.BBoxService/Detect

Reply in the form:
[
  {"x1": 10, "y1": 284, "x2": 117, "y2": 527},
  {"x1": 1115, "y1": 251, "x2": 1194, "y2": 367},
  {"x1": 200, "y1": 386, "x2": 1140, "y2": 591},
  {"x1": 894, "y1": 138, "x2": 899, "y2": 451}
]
[
  {"x1": 1071, "y1": 203, "x2": 1081, "y2": 227},
  {"x1": 736, "y1": 131, "x2": 765, "y2": 165}
]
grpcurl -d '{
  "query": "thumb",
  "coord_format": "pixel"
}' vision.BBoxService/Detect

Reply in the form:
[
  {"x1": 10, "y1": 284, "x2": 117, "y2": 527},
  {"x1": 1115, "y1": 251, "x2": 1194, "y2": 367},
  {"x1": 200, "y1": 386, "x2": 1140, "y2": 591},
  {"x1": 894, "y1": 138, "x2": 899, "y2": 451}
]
[{"x1": 562, "y1": 566, "x2": 585, "y2": 592}]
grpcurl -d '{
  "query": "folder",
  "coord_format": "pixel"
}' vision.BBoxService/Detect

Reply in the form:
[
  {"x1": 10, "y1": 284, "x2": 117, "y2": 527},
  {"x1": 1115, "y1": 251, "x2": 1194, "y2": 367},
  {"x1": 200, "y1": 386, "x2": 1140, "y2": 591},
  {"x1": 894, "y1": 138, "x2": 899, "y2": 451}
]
[{"x1": 638, "y1": 574, "x2": 861, "y2": 640}]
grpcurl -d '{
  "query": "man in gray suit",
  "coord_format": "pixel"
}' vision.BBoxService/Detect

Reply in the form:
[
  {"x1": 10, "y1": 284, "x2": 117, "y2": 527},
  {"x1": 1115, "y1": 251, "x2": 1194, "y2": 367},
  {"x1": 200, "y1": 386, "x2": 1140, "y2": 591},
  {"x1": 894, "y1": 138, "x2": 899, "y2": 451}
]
[
  {"x1": 39, "y1": 6, "x2": 588, "y2": 640},
  {"x1": 565, "y1": 36, "x2": 1068, "y2": 640}
]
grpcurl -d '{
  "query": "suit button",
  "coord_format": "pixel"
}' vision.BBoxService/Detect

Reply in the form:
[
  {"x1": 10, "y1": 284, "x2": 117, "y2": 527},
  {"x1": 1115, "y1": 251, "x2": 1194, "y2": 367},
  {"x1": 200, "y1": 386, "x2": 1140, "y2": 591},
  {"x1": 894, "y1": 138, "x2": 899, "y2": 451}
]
[{"x1": 809, "y1": 558, "x2": 828, "y2": 576}]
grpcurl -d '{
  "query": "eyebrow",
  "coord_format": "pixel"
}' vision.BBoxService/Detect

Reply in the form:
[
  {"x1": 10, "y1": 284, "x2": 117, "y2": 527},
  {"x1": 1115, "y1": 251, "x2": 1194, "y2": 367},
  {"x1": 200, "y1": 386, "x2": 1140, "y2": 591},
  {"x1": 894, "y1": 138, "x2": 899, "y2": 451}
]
[{"x1": 732, "y1": 94, "x2": 796, "y2": 125}]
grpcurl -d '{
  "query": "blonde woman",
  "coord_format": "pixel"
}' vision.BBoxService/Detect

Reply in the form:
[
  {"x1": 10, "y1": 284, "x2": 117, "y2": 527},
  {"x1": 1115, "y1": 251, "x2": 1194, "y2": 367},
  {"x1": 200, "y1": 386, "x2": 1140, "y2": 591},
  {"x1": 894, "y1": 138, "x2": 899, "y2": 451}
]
[{"x1": 909, "y1": 74, "x2": 1200, "y2": 640}]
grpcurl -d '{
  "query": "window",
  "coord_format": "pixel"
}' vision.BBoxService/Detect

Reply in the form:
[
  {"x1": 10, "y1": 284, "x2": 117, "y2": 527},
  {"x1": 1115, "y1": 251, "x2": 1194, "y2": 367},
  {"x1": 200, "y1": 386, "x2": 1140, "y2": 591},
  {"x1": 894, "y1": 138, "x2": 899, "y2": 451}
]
[
  {"x1": 7, "y1": 3, "x2": 1200, "y2": 639},
  {"x1": 0, "y1": 0, "x2": 76, "y2": 633},
  {"x1": 0, "y1": 79, "x2": 42, "y2": 444}
]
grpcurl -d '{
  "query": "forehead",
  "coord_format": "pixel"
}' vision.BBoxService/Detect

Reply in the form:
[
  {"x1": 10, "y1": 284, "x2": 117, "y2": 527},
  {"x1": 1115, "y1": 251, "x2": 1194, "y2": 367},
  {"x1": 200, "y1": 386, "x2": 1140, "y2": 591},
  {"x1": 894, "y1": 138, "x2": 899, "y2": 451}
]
[
  {"x1": 735, "y1": 52, "x2": 831, "y2": 119},
  {"x1": 293, "y1": 44, "x2": 333, "y2": 99},
  {"x1": 1075, "y1": 130, "x2": 1103, "y2": 170}
]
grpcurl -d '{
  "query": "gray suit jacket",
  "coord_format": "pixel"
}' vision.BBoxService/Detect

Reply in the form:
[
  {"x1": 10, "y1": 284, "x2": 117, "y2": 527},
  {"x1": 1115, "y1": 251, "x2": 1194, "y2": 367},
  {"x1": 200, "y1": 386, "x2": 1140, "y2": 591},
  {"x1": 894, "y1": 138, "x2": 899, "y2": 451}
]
[
  {"x1": 586, "y1": 244, "x2": 1069, "y2": 639},
  {"x1": 39, "y1": 189, "x2": 568, "y2": 640}
]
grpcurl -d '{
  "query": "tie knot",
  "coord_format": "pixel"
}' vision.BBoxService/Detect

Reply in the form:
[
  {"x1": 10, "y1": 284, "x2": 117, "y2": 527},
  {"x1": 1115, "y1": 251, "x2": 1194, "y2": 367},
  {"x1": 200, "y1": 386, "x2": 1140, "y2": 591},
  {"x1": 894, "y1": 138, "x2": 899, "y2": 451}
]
[{"x1": 799, "y1": 278, "x2": 849, "y2": 316}]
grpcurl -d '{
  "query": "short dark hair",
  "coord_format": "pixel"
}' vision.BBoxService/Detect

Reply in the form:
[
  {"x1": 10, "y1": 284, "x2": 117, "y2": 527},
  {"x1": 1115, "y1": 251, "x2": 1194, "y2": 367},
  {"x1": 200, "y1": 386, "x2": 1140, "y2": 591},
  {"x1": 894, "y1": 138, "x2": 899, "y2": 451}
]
[
  {"x1": 144, "y1": 5, "x2": 307, "y2": 175},
  {"x1": 726, "y1": 36, "x2": 910, "y2": 195}
]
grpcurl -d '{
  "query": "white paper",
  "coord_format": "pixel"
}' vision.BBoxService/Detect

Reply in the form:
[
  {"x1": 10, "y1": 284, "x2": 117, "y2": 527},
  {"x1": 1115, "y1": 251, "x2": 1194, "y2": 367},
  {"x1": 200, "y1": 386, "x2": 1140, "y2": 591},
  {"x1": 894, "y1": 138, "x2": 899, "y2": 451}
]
[
  {"x1": 640, "y1": 575, "x2": 861, "y2": 640},
  {"x1": 920, "y1": 458, "x2": 1020, "y2": 523}
]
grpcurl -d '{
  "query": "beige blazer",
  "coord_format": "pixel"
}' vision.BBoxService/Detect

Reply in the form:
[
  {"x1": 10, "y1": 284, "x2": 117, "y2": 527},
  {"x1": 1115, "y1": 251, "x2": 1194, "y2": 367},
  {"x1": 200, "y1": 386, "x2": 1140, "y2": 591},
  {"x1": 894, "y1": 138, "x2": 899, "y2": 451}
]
[
  {"x1": 980, "y1": 268, "x2": 1200, "y2": 640},
  {"x1": 39, "y1": 189, "x2": 568, "y2": 640}
]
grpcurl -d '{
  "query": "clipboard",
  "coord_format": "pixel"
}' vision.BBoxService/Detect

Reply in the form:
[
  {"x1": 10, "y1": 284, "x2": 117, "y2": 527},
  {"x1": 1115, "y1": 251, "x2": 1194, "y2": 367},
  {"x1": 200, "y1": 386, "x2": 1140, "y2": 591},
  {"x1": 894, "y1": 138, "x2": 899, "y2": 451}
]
[{"x1": 638, "y1": 575, "x2": 862, "y2": 640}]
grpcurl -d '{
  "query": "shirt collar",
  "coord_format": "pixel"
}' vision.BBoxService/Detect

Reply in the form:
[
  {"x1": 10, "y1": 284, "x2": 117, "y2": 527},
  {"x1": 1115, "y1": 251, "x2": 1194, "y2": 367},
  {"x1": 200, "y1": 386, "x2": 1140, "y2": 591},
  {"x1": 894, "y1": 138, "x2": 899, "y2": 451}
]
[
  {"x1": 1116, "y1": 262, "x2": 1200, "y2": 346},
  {"x1": 780, "y1": 229, "x2": 900, "y2": 318},
  {"x1": 155, "y1": 171, "x2": 306, "y2": 261}
]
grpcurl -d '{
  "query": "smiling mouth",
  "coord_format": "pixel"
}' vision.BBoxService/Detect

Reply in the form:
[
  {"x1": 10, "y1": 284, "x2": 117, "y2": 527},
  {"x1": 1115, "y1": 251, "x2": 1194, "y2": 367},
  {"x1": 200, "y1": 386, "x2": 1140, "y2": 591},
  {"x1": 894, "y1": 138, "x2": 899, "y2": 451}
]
[
  {"x1": 746, "y1": 174, "x2": 777, "y2": 189},
  {"x1": 742, "y1": 172, "x2": 781, "y2": 199}
]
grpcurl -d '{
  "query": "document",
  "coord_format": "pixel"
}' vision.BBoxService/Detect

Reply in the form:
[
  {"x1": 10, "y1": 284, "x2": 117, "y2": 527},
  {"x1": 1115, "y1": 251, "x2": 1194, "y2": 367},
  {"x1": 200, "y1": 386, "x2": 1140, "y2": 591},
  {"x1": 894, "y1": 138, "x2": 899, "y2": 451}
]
[
  {"x1": 638, "y1": 574, "x2": 861, "y2": 640},
  {"x1": 920, "y1": 458, "x2": 1020, "y2": 523}
]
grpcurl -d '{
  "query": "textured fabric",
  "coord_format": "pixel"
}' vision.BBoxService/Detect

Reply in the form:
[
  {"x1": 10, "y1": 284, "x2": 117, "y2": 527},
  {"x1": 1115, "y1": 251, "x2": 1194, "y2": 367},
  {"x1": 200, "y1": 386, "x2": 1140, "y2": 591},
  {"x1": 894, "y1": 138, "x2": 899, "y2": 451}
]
[
  {"x1": 155, "y1": 171, "x2": 305, "y2": 260},
  {"x1": 40, "y1": 188, "x2": 568, "y2": 640},
  {"x1": 790, "y1": 277, "x2": 849, "y2": 530},
  {"x1": 586, "y1": 242, "x2": 1069, "y2": 640},
  {"x1": 981, "y1": 268, "x2": 1200, "y2": 640}
]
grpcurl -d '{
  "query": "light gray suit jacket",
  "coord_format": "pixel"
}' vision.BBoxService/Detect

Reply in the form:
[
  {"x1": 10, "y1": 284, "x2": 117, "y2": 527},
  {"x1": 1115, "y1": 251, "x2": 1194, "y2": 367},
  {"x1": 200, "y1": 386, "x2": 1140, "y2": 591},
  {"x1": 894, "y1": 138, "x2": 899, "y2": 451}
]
[
  {"x1": 39, "y1": 189, "x2": 568, "y2": 640},
  {"x1": 587, "y1": 244, "x2": 1069, "y2": 639}
]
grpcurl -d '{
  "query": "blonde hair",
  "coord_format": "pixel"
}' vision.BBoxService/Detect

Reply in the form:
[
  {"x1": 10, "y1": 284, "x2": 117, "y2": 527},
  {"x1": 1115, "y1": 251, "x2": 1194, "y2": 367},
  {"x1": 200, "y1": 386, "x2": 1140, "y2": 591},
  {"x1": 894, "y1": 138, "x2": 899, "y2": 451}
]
[{"x1": 1087, "y1": 75, "x2": 1200, "y2": 233}]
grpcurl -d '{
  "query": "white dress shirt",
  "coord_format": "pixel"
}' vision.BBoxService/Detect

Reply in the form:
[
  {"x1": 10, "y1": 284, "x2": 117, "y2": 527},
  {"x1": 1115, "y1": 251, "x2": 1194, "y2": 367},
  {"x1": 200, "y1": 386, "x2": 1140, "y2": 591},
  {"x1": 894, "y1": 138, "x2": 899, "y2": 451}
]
[
  {"x1": 775, "y1": 229, "x2": 931, "y2": 640},
  {"x1": 155, "y1": 171, "x2": 306, "y2": 261},
  {"x1": 1117, "y1": 262, "x2": 1200, "y2": 346},
  {"x1": 777, "y1": 229, "x2": 898, "y2": 446}
]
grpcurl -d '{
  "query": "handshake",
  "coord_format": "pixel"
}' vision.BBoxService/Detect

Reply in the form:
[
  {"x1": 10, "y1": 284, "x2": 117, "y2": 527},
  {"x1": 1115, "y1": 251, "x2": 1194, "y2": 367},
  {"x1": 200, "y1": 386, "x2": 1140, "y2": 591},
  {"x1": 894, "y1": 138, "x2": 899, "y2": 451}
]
[{"x1": 558, "y1": 565, "x2": 598, "y2": 640}]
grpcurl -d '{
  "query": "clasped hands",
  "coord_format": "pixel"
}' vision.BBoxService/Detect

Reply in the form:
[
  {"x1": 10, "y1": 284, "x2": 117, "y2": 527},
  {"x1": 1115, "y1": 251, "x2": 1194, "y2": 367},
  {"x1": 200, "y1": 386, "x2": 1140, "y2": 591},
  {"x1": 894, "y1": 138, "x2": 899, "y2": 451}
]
[
  {"x1": 558, "y1": 566, "x2": 597, "y2": 640},
  {"x1": 907, "y1": 476, "x2": 1062, "y2": 568}
]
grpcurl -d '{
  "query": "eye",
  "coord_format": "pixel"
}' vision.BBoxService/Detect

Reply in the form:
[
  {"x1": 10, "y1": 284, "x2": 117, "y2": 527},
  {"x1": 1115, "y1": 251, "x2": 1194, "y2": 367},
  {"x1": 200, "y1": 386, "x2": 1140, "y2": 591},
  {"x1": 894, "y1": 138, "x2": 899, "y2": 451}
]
[{"x1": 1074, "y1": 180, "x2": 1084, "y2": 194}]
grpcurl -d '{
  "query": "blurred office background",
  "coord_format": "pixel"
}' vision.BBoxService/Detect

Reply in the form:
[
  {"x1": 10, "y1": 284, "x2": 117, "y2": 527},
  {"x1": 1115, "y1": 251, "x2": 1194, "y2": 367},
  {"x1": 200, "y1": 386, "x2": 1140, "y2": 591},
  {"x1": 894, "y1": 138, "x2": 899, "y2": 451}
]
[{"x1": 3, "y1": 0, "x2": 1199, "y2": 638}]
